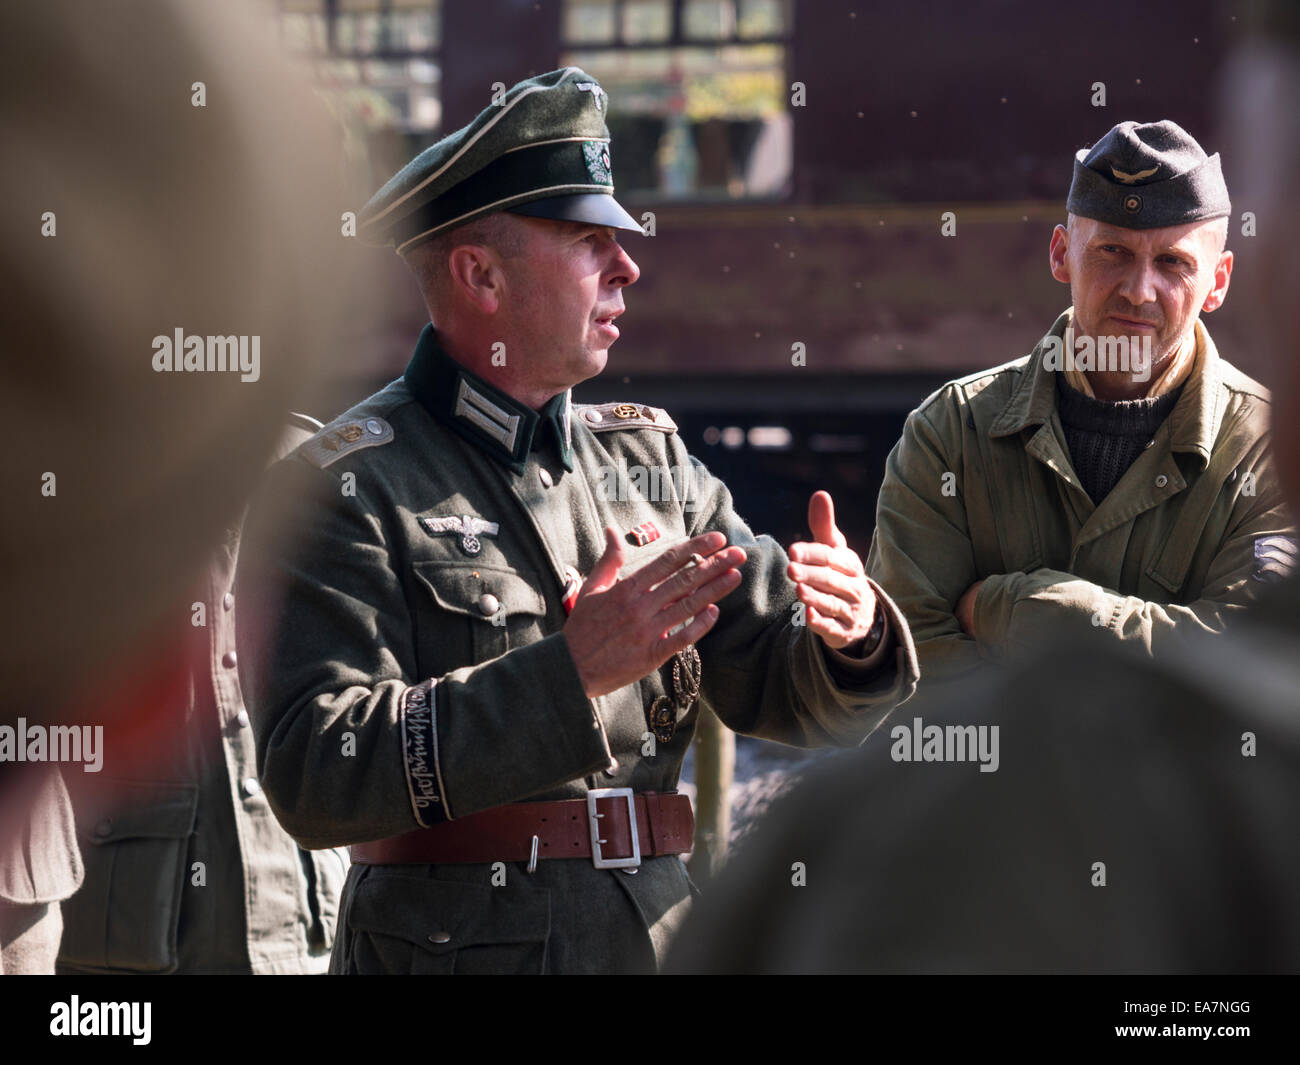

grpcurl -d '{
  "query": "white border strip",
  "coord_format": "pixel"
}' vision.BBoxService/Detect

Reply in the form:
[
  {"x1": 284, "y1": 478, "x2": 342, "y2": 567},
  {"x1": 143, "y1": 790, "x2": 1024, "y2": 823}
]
[{"x1": 394, "y1": 183, "x2": 610, "y2": 254}]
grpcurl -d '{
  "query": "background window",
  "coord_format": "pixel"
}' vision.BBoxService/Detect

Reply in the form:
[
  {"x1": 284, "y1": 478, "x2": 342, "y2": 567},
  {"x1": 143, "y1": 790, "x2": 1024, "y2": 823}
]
[{"x1": 562, "y1": 0, "x2": 792, "y2": 203}]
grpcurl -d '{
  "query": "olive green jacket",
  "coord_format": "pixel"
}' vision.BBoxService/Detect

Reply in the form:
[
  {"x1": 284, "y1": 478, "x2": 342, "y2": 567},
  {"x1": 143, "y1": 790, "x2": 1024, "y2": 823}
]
[
  {"x1": 867, "y1": 310, "x2": 1294, "y2": 688},
  {"x1": 236, "y1": 325, "x2": 918, "y2": 974}
]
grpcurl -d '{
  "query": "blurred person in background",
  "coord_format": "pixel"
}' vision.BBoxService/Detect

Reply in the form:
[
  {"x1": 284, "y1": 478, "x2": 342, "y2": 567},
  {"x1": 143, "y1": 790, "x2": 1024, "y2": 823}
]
[
  {"x1": 57, "y1": 419, "x2": 350, "y2": 975},
  {"x1": 0, "y1": 0, "x2": 365, "y2": 971}
]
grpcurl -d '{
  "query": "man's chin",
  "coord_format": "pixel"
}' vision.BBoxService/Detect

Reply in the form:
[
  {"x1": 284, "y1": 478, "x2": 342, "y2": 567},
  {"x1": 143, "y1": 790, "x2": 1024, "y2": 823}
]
[{"x1": 571, "y1": 347, "x2": 608, "y2": 385}]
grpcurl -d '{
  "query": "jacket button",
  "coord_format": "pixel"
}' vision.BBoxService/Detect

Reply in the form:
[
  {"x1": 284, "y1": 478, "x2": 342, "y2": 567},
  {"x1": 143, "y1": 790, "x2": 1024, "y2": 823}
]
[
  {"x1": 236, "y1": 708, "x2": 250, "y2": 728},
  {"x1": 585, "y1": 409, "x2": 603, "y2": 424},
  {"x1": 1143, "y1": 439, "x2": 1155, "y2": 450},
  {"x1": 477, "y1": 593, "x2": 500, "y2": 616},
  {"x1": 222, "y1": 650, "x2": 238, "y2": 669},
  {"x1": 1155, "y1": 475, "x2": 1168, "y2": 488},
  {"x1": 428, "y1": 931, "x2": 451, "y2": 944},
  {"x1": 94, "y1": 819, "x2": 112, "y2": 838},
  {"x1": 366, "y1": 419, "x2": 385, "y2": 436},
  {"x1": 242, "y1": 777, "x2": 261, "y2": 797},
  {"x1": 539, "y1": 468, "x2": 553, "y2": 488},
  {"x1": 223, "y1": 592, "x2": 234, "y2": 611}
]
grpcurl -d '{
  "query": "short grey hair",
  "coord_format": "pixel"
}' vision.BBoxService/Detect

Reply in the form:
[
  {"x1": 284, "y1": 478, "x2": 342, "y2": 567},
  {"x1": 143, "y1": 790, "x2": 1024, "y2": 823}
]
[{"x1": 401, "y1": 212, "x2": 526, "y2": 311}]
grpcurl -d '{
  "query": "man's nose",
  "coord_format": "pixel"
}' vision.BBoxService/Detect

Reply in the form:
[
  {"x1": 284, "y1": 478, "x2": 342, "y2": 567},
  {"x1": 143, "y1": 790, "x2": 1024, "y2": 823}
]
[
  {"x1": 1116, "y1": 259, "x2": 1159, "y2": 308},
  {"x1": 607, "y1": 241, "x2": 640, "y2": 287}
]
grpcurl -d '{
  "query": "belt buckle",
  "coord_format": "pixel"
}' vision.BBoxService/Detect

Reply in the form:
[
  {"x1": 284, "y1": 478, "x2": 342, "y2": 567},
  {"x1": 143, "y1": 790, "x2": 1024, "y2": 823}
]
[{"x1": 587, "y1": 788, "x2": 640, "y2": 870}]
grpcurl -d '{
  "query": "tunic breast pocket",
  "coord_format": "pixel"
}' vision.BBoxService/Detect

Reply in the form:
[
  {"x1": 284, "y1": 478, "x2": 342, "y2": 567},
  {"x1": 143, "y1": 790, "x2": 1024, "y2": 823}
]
[{"x1": 411, "y1": 561, "x2": 548, "y2": 668}]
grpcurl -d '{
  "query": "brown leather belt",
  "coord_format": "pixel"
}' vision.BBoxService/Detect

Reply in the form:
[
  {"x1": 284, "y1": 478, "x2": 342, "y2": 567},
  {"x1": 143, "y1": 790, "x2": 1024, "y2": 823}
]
[{"x1": 349, "y1": 789, "x2": 693, "y2": 870}]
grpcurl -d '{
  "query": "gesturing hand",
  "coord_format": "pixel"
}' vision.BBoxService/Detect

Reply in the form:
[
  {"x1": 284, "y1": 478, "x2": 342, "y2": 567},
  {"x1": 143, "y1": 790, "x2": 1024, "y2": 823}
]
[
  {"x1": 563, "y1": 528, "x2": 747, "y2": 698},
  {"x1": 786, "y1": 491, "x2": 878, "y2": 651}
]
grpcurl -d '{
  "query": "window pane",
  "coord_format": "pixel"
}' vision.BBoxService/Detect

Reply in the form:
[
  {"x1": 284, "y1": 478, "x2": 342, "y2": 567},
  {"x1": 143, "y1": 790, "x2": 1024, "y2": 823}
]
[
  {"x1": 564, "y1": 43, "x2": 789, "y2": 200},
  {"x1": 564, "y1": 0, "x2": 616, "y2": 43},
  {"x1": 281, "y1": 12, "x2": 328, "y2": 52},
  {"x1": 737, "y1": 0, "x2": 784, "y2": 38},
  {"x1": 363, "y1": 60, "x2": 442, "y2": 130},
  {"x1": 336, "y1": 11, "x2": 383, "y2": 53},
  {"x1": 387, "y1": 8, "x2": 439, "y2": 50},
  {"x1": 684, "y1": 0, "x2": 735, "y2": 40},
  {"x1": 623, "y1": 0, "x2": 671, "y2": 43}
]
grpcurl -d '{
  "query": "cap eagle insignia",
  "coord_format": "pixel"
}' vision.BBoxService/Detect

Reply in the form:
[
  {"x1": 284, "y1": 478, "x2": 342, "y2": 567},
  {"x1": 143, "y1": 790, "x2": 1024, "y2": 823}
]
[{"x1": 1109, "y1": 164, "x2": 1160, "y2": 185}]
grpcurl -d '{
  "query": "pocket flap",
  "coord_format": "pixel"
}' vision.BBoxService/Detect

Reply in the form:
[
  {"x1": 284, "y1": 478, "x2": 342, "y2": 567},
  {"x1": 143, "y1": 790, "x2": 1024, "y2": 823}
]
[
  {"x1": 348, "y1": 872, "x2": 549, "y2": 954},
  {"x1": 412, "y1": 562, "x2": 546, "y2": 619},
  {"x1": 77, "y1": 781, "x2": 198, "y2": 844}
]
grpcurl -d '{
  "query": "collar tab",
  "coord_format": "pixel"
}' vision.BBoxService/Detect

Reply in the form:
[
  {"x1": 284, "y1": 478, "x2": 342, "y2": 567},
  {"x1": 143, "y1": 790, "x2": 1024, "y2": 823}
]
[{"x1": 404, "y1": 324, "x2": 573, "y2": 474}]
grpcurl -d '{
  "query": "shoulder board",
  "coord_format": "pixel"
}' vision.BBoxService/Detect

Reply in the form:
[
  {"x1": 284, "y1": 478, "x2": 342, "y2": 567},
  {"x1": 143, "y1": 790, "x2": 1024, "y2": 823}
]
[
  {"x1": 576, "y1": 402, "x2": 677, "y2": 434},
  {"x1": 299, "y1": 416, "x2": 394, "y2": 469}
]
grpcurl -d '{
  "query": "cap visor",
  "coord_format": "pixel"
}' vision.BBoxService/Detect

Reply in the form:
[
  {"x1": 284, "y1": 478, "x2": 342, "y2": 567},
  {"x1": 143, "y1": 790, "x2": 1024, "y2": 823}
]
[{"x1": 509, "y1": 194, "x2": 643, "y2": 233}]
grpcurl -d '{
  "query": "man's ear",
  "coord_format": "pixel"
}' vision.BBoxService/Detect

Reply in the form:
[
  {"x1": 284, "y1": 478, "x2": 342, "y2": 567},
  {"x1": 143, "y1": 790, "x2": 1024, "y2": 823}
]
[
  {"x1": 447, "y1": 244, "x2": 503, "y2": 315},
  {"x1": 1048, "y1": 224, "x2": 1071, "y2": 285},
  {"x1": 1202, "y1": 249, "x2": 1234, "y2": 313}
]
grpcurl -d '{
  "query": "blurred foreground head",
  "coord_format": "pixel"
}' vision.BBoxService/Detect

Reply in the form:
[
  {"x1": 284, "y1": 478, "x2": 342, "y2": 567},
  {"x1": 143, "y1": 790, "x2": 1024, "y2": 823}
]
[{"x1": 1, "y1": 1, "x2": 362, "y2": 720}]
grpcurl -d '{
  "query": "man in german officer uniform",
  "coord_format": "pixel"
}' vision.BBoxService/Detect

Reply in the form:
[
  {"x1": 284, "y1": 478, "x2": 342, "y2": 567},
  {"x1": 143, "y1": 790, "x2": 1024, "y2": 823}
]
[
  {"x1": 236, "y1": 67, "x2": 919, "y2": 974},
  {"x1": 866, "y1": 119, "x2": 1293, "y2": 691}
]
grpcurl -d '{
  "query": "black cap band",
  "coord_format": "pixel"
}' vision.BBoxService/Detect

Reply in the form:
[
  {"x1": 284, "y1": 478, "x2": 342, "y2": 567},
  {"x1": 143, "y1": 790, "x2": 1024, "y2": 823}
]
[{"x1": 392, "y1": 140, "x2": 614, "y2": 251}]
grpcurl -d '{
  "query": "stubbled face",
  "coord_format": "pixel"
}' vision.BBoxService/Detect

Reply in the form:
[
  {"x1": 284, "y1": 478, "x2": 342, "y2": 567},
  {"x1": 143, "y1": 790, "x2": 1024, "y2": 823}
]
[
  {"x1": 497, "y1": 216, "x2": 640, "y2": 394},
  {"x1": 1049, "y1": 215, "x2": 1233, "y2": 377}
]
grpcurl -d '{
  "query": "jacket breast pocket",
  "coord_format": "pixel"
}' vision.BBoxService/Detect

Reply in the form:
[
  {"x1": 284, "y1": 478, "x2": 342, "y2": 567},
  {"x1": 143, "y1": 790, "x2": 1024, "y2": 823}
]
[
  {"x1": 343, "y1": 871, "x2": 550, "y2": 975},
  {"x1": 57, "y1": 780, "x2": 198, "y2": 973},
  {"x1": 411, "y1": 562, "x2": 548, "y2": 666}
]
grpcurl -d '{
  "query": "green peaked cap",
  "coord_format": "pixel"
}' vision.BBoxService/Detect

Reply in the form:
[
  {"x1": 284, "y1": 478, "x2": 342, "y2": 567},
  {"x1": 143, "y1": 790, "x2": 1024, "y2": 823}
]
[{"x1": 358, "y1": 67, "x2": 640, "y2": 253}]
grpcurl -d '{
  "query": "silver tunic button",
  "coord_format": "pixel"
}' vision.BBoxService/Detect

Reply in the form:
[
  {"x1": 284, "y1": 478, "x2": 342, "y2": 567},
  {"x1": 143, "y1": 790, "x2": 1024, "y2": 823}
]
[
  {"x1": 223, "y1": 592, "x2": 234, "y2": 611},
  {"x1": 428, "y1": 931, "x2": 452, "y2": 944},
  {"x1": 1155, "y1": 474, "x2": 1168, "y2": 488},
  {"x1": 366, "y1": 419, "x2": 384, "y2": 436},
  {"x1": 236, "y1": 709, "x2": 250, "y2": 728},
  {"x1": 585, "y1": 409, "x2": 603, "y2": 423},
  {"x1": 222, "y1": 650, "x2": 237, "y2": 669},
  {"x1": 539, "y1": 468, "x2": 553, "y2": 488},
  {"x1": 478, "y1": 593, "x2": 500, "y2": 617},
  {"x1": 1143, "y1": 439, "x2": 1155, "y2": 450},
  {"x1": 242, "y1": 777, "x2": 261, "y2": 797}
]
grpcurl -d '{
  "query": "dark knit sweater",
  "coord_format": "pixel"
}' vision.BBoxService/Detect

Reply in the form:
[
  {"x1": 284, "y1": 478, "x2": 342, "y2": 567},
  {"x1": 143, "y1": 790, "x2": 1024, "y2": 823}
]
[{"x1": 1055, "y1": 375, "x2": 1184, "y2": 504}]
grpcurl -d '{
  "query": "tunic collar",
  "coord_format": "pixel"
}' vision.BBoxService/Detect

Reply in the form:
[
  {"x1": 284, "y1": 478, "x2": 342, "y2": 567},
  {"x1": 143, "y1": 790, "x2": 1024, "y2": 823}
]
[
  {"x1": 992, "y1": 308, "x2": 1225, "y2": 469},
  {"x1": 403, "y1": 323, "x2": 574, "y2": 475}
]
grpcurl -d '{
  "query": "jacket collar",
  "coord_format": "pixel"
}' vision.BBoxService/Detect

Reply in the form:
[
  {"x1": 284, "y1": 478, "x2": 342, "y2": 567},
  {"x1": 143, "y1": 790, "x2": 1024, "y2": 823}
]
[
  {"x1": 991, "y1": 308, "x2": 1225, "y2": 469},
  {"x1": 403, "y1": 323, "x2": 574, "y2": 475}
]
